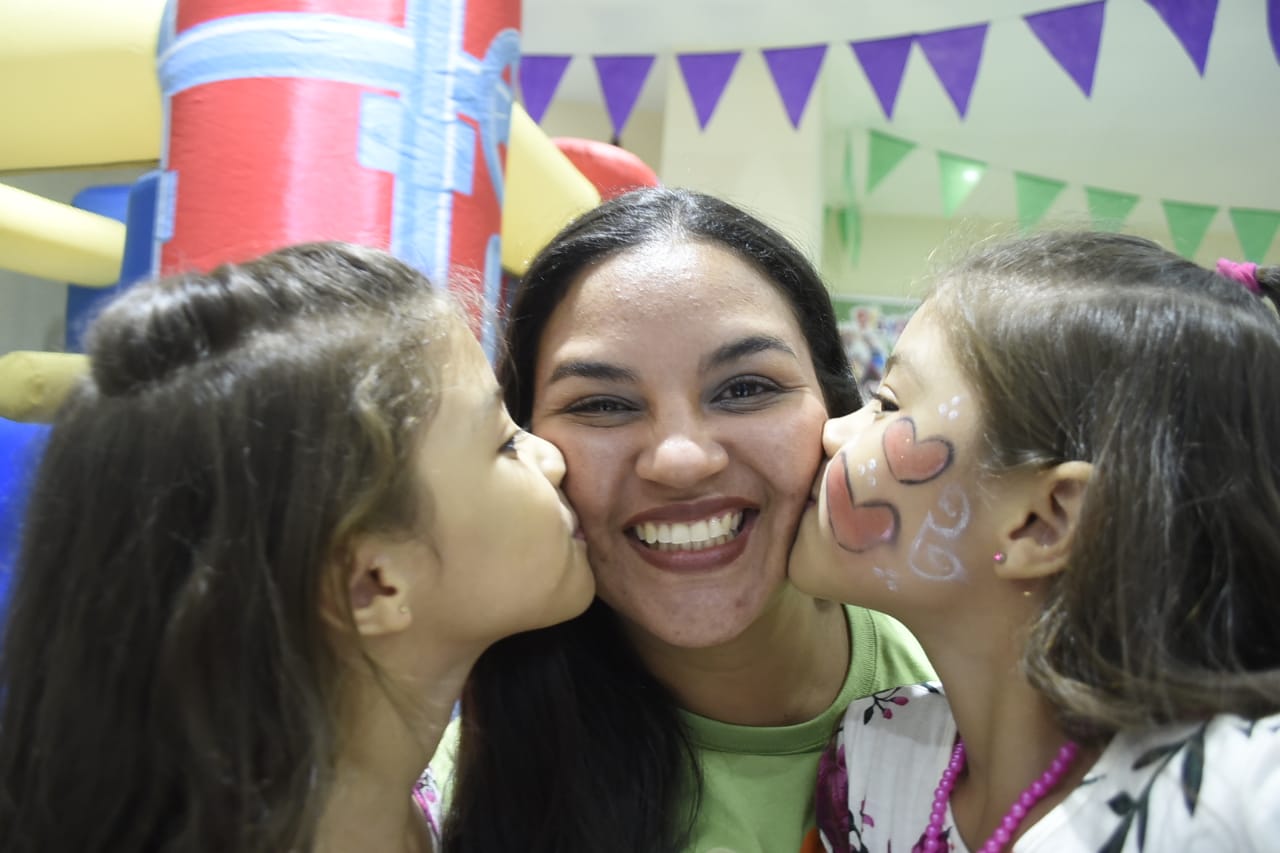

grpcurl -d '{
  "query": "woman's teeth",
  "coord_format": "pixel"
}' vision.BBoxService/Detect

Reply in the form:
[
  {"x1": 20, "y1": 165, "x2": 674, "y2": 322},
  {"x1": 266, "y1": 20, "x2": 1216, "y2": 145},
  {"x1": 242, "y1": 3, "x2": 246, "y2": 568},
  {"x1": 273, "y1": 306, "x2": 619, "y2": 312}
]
[{"x1": 632, "y1": 510, "x2": 745, "y2": 552}]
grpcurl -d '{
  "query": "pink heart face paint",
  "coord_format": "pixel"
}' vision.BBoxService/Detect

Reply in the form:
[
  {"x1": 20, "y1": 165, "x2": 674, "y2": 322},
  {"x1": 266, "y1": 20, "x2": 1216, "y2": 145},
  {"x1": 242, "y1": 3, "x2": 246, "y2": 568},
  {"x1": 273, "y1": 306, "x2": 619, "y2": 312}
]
[
  {"x1": 883, "y1": 417, "x2": 954, "y2": 485},
  {"x1": 826, "y1": 450, "x2": 900, "y2": 551}
]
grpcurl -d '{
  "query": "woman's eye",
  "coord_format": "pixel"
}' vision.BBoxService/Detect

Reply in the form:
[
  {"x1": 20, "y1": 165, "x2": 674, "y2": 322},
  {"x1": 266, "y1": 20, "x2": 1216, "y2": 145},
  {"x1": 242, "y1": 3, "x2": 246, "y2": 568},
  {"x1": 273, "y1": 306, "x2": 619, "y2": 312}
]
[
  {"x1": 714, "y1": 377, "x2": 779, "y2": 403},
  {"x1": 563, "y1": 396, "x2": 635, "y2": 416},
  {"x1": 500, "y1": 430, "x2": 524, "y2": 454}
]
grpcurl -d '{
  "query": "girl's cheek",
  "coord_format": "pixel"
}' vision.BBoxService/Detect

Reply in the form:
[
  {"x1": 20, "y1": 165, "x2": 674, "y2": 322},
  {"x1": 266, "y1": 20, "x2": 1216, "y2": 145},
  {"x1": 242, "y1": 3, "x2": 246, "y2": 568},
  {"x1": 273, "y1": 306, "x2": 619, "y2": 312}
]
[{"x1": 825, "y1": 448, "x2": 900, "y2": 554}]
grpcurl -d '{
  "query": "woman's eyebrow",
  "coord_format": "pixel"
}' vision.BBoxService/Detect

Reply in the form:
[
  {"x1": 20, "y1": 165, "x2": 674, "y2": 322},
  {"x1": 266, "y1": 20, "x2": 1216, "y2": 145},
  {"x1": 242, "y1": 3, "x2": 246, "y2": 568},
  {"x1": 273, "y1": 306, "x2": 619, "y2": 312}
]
[
  {"x1": 701, "y1": 334, "x2": 798, "y2": 373},
  {"x1": 545, "y1": 359, "x2": 638, "y2": 386}
]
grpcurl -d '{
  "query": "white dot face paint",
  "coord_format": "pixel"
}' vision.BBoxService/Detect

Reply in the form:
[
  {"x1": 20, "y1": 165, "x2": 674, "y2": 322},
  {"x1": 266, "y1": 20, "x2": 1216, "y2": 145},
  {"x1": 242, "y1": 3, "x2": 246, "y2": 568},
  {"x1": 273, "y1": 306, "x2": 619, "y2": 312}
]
[{"x1": 788, "y1": 305, "x2": 999, "y2": 618}]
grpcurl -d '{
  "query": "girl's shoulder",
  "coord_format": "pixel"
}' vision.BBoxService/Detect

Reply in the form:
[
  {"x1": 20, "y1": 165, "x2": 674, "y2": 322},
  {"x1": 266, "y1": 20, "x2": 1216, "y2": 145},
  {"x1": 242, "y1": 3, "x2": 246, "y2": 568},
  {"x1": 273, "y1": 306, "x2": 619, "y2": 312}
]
[
  {"x1": 1025, "y1": 711, "x2": 1280, "y2": 851},
  {"x1": 839, "y1": 680, "x2": 948, "y2": 735}
]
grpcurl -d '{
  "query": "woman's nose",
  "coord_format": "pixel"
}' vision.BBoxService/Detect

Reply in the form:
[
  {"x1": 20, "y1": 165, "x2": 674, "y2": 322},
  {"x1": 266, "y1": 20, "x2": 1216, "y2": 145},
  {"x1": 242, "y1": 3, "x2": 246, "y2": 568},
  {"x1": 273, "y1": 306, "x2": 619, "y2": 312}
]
[{"x1": 635, "y1": 415, "x2": 728, "y2": 488}]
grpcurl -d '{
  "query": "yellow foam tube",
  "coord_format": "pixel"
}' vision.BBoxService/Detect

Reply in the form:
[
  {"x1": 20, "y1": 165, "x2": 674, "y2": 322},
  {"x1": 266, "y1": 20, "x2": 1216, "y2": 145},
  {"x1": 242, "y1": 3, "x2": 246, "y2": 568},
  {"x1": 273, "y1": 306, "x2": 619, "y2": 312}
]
[
  {"x1": 0, "y1": 183, "x2": 127, "y2": 285},
  {"x1": 0, "y1": 0, "x2": 166, "y2": 171},
  {"x1": 0, "y1": 352, "x2": 89, "y2": 422},
  {"x1": 501, "y1": 103, "x2": 601, "y2": 275}
]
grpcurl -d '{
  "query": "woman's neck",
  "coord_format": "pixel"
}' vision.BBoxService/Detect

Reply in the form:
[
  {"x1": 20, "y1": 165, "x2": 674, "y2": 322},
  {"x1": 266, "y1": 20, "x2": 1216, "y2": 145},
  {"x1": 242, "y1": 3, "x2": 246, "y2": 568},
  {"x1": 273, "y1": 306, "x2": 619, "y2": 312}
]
[{"x1": 625, "y1": 585, "x2": 850, "y2": 726}]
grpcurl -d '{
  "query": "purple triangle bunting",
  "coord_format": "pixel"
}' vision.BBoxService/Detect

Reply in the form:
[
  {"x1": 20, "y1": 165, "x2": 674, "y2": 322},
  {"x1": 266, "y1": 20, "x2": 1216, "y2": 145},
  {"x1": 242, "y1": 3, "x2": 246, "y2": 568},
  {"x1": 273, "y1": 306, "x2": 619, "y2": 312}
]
[
  {"x1": 592, "y1": 54, "x2": 656, "y2": 137},
  {"x1": 917, "y1": 23, "x2": 988, "y2": 118},
  {"x1": 1024, "y1": 1, "x2": 1106, "y2": 97},
  {"x1": 1267, "y1": 0, "x2": 1279, "y2": 64},
  {"x1": 761, "y1": 44, "x2": 828, "y2": 128},
  {"x1": 518, "y1": 54, "x2": 572, "y2": 124},
  {"x1": 676, "y1": 51, "x2": 741, "y2": 130},
  {"x1": 849, "y1": 35, "x2": 914, "y2": 120},
  {"x1": 1144, "y1": 0, "x2": 1218, "y2": 75}
]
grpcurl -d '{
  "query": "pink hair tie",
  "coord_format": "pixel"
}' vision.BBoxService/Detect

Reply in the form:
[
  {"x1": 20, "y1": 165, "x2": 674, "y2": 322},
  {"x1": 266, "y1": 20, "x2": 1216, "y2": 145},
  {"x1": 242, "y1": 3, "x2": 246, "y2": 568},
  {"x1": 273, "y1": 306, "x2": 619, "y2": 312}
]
[{"x1": 1216, "y1": 258, "x2": 1262, "y2": 294}]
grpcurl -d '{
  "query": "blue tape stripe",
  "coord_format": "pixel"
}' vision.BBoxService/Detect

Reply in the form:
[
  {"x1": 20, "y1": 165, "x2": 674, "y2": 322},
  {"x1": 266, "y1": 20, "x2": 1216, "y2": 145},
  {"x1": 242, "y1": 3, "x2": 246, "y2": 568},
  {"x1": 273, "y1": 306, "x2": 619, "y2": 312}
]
[
  {"x1": 391, "y1": 0, "x2": 449, "y2": 284},
  {"x1": 158, "y1": 13, "x2": 415, "y2": 97}
]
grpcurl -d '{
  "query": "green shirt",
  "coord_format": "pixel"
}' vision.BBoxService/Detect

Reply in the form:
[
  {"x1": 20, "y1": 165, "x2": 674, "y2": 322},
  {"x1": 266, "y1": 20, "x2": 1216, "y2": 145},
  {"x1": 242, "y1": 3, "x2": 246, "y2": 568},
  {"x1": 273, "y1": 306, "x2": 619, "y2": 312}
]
[
  {"x1": 430, "y1": 605, "x2": 930, "y2": 852},
  {"x1": 680, "y1": 606, "x2": 931, "y2": 853}
]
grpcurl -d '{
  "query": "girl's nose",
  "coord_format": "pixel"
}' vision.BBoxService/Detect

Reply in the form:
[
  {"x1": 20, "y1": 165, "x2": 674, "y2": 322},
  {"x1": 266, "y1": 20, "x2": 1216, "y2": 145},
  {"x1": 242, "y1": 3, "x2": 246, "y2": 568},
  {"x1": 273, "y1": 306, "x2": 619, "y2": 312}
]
[
  {"x1": 822, "y1": 409, "x2": 868, "y2": 457},
  {"x1": 526, "y1": 432, "x2": 567, "y2": 485}
]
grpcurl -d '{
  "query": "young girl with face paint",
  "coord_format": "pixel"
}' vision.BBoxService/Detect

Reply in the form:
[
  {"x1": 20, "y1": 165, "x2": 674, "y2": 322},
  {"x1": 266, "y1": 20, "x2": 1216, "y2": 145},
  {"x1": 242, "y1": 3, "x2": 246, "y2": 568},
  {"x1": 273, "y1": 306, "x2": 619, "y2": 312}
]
[
  {"x1": 790, "y1": 232, "x2": 1280, "y2": 852},
  {"x1": 0, "y1": 243, "x2": 593, "y2": 853}
]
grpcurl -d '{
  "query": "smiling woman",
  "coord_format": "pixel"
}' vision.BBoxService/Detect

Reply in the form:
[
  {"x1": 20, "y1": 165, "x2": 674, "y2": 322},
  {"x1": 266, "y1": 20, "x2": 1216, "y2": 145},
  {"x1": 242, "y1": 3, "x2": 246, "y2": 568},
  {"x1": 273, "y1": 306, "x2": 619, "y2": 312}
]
[{"x1": 440, "y1": 187, "x2": 931, "y2": 853}]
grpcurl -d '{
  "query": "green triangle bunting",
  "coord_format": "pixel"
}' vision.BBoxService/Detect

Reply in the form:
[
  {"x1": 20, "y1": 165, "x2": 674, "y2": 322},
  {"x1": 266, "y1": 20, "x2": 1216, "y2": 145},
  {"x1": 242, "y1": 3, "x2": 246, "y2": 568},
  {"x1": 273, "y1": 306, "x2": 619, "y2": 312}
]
[
  {"x1": 866, "y1": 130, "x2": 916, "y2": 194},
  {"x1": 1228, "y1": 208, "x2": 1280, "y2": 263},
  {"x1": 937, "y1": 152, "x2": 986, "y2": 217},
  {"x1": 1015, "y1": 172, "x2": 1066, "y2": 231},
  {"x1": 1161, "y1": 200, "x2": 1218, "y2": 259},
  {"x1": 1085, "y1": 187, "x2": 1140, "y2": 231}
]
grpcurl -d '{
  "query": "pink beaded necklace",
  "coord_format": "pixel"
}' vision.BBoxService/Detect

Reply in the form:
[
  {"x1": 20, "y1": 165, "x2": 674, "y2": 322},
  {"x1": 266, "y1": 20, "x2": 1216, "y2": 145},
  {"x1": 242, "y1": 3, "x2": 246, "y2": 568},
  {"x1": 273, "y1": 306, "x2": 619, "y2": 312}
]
[{"x1": 922, "y1": 738, "x2": 1080, "y2": 853}]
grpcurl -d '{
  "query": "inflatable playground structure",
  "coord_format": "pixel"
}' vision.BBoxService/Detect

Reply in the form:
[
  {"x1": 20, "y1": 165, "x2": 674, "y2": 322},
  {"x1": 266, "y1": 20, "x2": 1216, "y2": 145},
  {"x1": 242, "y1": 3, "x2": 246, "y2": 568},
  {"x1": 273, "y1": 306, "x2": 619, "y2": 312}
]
[{"x1": 0, "y1": 0, "x2": 660, "y2": 598}]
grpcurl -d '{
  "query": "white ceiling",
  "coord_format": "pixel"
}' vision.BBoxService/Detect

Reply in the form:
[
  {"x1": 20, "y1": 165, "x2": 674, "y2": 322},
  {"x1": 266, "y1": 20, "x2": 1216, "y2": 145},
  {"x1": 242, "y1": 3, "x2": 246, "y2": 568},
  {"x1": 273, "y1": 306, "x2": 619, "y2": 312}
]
[{"x1": 518, "y1": 0, "x2": 1280, "y2": 231}]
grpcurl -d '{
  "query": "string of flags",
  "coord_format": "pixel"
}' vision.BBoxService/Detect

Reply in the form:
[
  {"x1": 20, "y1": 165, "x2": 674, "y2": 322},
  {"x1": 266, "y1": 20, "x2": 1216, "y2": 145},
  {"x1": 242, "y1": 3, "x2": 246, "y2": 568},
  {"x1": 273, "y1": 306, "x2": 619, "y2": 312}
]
[
  {"x1": 824, "y1": 128, "x2": 1280, "y2": 266},
  {"x1": 517, "y1": 0, "x2": 1278, "y2": 135},
  {"x1": 516, "y1": 0, "x2": 1278, "y2": 267}
]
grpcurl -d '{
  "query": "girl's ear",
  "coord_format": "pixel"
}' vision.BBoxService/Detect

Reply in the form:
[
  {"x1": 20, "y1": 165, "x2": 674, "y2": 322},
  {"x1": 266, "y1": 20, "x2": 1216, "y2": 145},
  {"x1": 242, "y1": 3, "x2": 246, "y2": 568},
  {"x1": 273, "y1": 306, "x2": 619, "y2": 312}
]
[
  {"x1": 994, "y1": 461, "x2": 1092, "y2": 581},
  {"x1": 335, "y1": 534, "x2": 420, "y2": 637}
]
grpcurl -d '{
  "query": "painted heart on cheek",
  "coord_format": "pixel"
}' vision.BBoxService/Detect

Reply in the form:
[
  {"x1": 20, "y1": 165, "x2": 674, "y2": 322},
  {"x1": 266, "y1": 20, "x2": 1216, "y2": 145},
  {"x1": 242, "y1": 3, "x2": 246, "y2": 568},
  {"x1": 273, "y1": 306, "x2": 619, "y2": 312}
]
[
  {"x1": 825, "y1": 452, "x2": 899, "y2": 552},
  {"x1": 883, "y1": 417, "x2": 954, "y2": 485}
]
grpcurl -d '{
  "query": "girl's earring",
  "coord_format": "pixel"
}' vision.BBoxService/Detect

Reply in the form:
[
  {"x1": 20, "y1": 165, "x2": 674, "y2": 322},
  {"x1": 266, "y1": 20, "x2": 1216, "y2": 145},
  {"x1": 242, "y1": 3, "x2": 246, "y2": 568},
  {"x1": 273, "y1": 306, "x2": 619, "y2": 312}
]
[
  {"x1": 992, "y1": 551, "x2": 1006, "y2": 564},
  {"x1": 399, "y1": 604, "x2": 410, "y2": 614}
]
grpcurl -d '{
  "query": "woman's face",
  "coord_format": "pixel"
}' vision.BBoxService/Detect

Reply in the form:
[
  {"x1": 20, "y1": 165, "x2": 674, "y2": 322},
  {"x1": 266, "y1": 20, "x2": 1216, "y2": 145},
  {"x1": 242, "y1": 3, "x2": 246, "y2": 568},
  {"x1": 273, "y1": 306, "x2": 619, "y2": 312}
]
[{"x1": 529, "y1": 240, "x2": 829, "y2": 648}]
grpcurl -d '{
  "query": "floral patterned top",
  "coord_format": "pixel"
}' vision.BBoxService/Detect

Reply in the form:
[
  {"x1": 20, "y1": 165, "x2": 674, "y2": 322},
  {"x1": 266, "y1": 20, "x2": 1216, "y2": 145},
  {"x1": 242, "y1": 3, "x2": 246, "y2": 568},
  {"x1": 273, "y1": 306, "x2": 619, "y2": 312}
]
[
  {"x1": 815, "y1": 681, "x2": 1280, "y2": 852},
  {"x1": 413, "y1": 766, "x2": 442, "y2": 843}
]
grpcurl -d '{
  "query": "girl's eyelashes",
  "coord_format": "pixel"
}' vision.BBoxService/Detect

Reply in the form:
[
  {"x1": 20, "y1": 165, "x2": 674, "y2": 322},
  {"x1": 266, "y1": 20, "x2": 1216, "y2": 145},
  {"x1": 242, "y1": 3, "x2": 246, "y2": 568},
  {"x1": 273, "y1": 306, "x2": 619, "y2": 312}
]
[
  {"x1": 870, "y1": 391, "x2": 900, "y2": 413},
  {"x1": 500, "y1": 429, "x2": 525, "y2": 454}
]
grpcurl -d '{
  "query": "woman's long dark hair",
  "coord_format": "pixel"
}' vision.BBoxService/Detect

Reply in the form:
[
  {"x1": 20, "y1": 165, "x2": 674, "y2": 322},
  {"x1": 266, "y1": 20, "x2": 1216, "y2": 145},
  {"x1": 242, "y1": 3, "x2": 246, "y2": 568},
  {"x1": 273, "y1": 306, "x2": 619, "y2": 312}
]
[
  {"x1": 0, "y1": 243, "x2": 452, "y2": 853},
  {"x1": 442, "y1": 188, "x2": 859, "y2": 853}
]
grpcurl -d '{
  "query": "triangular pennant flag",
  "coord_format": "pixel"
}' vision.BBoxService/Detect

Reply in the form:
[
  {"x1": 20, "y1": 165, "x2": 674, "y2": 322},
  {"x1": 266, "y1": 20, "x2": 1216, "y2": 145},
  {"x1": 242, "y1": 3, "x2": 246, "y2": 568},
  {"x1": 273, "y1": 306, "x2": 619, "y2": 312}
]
[
  {"x1": 1144, "y1": 0, "x2": 1218, "y2": 75},
  {"x1": 917, "y1": 23, "x2": 988, "y2": 118},
  {"x1": 1270, "y1": 0, "x2": 1280, "y2": 66},
  {"x1": 828, "y1": 205, "x2": 863, "y2": 267},
  {"x1": 1229, "y1": 207, "x2": 1280, "y2": 263},
  {"x1": 841, "y1": 131, "x2": 856, "y2": 204},
  {"x1": 849, "y1": 35, "x2": 914, "y2": 120},
  {"x1": 592, "y1": 54, "x2": 656, "y2": 138},
  {"x1": 1024, "y1": 1, "x2": 1106, "y2": 97},
  {"x1": 1085, "y1": 186, "x2": 1140, "y2": 230},
  {"x1": 1015, "y1": 172, "x2": 1067, "y2": 230},
  {"x1": 761, "y1": 44, "x2": 827, "y2": 128},
  {"x1": 937, "y1": 152, "x2": 986, "y2": 216},
  {"x1": 518, "y1": 55, "x2": 572, "y2": 124},
  {"x1": 866, "y1": 130, "x2": 916, "y2": 194},
  {"x1": 842, "y1": 204, "x2": 863, "y2": 266},
  {"x1": 1162, "y1": 200, "x2": 1219, "y2": 258},
  {"x1": 675, "y1": 51, "x2": 741, "y2": 130}
]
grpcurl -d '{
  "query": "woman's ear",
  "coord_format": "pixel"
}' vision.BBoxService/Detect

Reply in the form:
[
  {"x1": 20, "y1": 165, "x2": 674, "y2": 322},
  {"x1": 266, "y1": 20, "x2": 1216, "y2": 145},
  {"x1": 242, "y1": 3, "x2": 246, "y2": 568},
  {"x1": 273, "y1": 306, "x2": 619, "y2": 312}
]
[{"x1": 994, "y1": 461, "x2": 1092, "y2": 580}]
